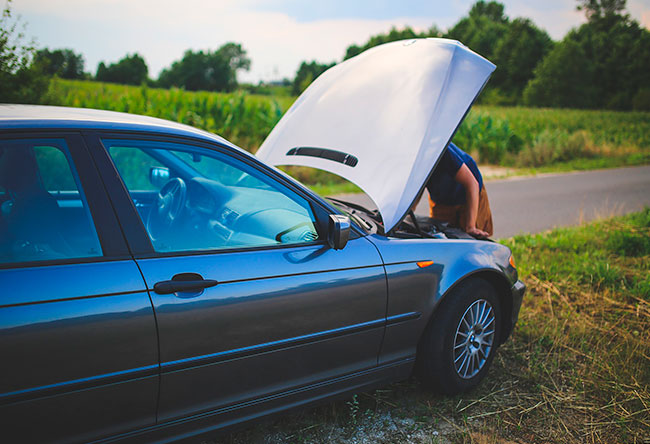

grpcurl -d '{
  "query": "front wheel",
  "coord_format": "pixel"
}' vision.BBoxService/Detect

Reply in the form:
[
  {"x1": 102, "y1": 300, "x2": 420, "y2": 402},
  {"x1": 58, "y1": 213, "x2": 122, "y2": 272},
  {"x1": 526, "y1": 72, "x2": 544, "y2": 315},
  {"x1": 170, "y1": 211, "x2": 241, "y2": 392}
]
[{"x1": 416, "y1": 278, "x2": 501, "y2": 394}]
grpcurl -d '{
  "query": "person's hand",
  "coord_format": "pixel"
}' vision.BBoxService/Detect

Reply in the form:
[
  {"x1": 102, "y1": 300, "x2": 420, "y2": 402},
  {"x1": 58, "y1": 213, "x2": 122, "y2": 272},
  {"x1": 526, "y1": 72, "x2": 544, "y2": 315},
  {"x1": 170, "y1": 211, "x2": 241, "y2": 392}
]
[{"x1": 466, "y1": 226, "x2": 489, "y2": 238}]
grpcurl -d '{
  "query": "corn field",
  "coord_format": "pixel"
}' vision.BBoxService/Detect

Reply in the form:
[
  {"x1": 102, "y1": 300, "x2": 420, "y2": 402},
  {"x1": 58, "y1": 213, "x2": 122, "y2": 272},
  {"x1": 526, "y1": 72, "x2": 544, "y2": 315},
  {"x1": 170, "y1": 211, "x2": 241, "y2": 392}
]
[{"x1": 44, "y1": 79, "x2": 650, "y2": 169}]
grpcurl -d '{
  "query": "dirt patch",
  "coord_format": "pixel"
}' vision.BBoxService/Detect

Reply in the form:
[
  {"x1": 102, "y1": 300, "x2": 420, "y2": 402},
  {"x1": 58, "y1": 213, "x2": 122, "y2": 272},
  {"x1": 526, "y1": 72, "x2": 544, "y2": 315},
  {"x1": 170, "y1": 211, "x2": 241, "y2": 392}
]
[
  {"x1": 205, "y1": 380, "x2": 467, "y2": 444},
  {"x1": 479, "y1": 165, "x2": 520, "y2": 180},
  {"x1": 238, "y1": 411, "x2": 456, "y2": 444}
]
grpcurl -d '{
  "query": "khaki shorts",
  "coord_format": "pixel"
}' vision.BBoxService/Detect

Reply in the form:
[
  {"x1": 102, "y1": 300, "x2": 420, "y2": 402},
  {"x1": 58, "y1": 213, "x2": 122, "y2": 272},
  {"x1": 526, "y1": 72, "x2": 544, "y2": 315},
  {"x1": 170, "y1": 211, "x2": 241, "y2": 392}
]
[{"x1": 429, "y1": 186, "x2": 494, "y2": 236}]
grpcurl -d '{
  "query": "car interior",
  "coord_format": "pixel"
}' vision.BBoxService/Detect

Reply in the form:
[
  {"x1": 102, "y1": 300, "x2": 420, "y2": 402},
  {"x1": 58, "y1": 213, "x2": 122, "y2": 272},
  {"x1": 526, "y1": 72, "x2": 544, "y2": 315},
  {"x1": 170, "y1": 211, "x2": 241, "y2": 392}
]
[
  {"x1": 105, "y1": 143, "x2": 321, "y2": 253},
  {"x1": 0, "y1": 142, "x2": 102, "y2": 264}
]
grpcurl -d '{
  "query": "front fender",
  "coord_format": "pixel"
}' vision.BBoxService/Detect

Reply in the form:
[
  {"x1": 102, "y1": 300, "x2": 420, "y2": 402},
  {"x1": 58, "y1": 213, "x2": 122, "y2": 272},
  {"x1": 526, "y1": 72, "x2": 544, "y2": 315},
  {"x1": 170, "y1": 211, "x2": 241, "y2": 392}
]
[{"x1": 366, "y1": 235, "x2": 515, "y2": 364}]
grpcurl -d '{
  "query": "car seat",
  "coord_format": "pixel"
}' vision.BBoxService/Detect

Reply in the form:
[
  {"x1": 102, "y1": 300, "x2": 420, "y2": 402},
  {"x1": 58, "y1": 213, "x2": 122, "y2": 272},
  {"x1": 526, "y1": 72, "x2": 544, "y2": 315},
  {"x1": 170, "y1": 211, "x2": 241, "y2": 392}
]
[{"x1": 0, "y1": 146, "x2": 75, "y2": 261}]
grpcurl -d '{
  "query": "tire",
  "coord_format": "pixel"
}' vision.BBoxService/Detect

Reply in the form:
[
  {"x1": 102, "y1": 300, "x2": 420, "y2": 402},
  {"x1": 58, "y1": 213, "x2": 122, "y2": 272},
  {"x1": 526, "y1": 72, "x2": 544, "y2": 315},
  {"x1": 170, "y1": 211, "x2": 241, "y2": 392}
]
[{"x1": 416, "y1": 278, "x2": 502, "y2": 394}]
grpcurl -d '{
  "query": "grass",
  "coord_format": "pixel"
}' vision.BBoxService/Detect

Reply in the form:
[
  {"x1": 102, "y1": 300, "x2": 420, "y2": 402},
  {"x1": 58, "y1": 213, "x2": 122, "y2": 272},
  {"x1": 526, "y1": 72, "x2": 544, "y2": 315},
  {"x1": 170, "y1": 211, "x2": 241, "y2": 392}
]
[
  {"x1": 514, "y1": 152, "x2": 650, "y2": 176},
  {"x1": 41, "y1": 79, "x2": 650, "y2": 192},
  {"x1": 492, "y1": 209, "x2": 650, "y2": 442},
  {"x1": 210, "y1": 209, "x2": 650, "y2": 443},
  {"x1": 455, "y1": 109, "x2": 650, "y2": 172},
  {"x1": 276, "y1": 166, "x2": 363, "y2": 196},
  {"x1": 308, "y1": 181, "x2": 362, "y2": 197}
]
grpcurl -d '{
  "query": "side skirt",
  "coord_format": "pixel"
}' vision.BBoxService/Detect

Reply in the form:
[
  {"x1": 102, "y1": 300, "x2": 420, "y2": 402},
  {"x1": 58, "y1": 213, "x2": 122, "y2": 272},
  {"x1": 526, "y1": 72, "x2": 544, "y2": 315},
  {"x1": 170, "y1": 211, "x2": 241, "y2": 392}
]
[{"x1": 96, "y1": 357, "x2": 415, "y2": 444}]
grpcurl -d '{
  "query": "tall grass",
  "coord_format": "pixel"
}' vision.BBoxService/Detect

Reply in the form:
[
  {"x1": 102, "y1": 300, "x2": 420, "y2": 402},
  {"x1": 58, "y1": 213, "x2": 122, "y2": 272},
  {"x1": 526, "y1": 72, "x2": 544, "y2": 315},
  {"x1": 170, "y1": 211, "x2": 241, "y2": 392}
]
[
  {"x1": 42, "y1": 79, "x2": 650, "y2": 177},
  {"x1": 44, "y1": 79, "x2": 294, "y2": 151},
  {"x1": 480, "y1": 105, "x2": 650, "y2": 150},
  {"x1": 456, "y1": 107, "x2": 650, "y2": 166},
  {"x1": 494, "y1": 209, "x2": 650, "y2": 442}
]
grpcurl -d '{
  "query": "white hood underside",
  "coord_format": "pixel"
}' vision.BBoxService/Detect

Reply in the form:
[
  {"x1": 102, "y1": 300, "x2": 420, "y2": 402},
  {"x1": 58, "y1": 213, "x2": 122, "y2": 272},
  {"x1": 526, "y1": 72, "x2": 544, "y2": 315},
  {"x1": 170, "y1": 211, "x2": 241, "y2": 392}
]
[{"x1": 256, "y1": 38, "x2": 495, "y2": 232}]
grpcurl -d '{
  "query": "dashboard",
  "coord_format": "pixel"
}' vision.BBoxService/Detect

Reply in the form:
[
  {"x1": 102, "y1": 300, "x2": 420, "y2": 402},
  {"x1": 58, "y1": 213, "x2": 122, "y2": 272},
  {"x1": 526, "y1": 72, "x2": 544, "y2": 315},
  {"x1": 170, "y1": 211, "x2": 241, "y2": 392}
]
[{"x1": 170, "y1": 176, "x2": 320, "y2": 252}]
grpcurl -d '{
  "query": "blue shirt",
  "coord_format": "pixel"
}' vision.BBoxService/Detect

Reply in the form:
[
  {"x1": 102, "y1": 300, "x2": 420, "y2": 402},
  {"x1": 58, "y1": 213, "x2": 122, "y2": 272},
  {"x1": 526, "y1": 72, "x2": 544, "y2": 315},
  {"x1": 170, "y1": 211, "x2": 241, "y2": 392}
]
[{"x1": 426, "y1": 143, "x2": 483, "y2": 206}]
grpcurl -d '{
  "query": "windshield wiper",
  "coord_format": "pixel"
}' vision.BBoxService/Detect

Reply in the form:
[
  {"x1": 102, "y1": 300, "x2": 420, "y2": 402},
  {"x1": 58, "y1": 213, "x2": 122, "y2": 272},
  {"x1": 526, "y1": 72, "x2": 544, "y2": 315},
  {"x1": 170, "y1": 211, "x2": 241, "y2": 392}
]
[{"x1": 326, "y1": 198, "x2": 375, "y2": 232}]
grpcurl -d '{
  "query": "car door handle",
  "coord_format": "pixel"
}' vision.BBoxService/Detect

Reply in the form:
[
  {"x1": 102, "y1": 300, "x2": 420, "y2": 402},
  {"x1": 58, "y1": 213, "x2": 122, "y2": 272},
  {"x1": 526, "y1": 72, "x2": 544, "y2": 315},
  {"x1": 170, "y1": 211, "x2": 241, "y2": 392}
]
[{"x1": 153, "y1": 272, "x2": 218, "y2": 295}]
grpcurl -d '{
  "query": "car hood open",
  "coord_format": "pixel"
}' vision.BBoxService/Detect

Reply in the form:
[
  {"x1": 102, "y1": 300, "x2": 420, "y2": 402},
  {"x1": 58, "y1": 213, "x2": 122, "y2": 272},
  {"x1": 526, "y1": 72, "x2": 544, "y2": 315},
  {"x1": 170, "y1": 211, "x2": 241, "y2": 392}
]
[{"x1": 256, "y1": 38, "x2": 495, "y2": 233}]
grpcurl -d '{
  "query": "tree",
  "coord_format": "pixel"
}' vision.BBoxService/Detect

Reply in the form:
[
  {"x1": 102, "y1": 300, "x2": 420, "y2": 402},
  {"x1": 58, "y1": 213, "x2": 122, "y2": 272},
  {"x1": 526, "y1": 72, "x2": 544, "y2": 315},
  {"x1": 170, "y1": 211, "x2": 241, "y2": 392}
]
[
  {"x1": 291, "y1": 61, "x2": 334, "y2": 95},
  {"x1": 523, "y1": 39, "x2": 597, "y2": 108},
  {"x1": 468, "y1": 0, "x2": 508, "y2": 22},
  {"x1": 0, "y1": 0, "x2": 48, "y2": 103},
  {"x1": 35, "y1": 48, "x2": 85, "y2": 79},
  {"x1": 306, "y1": 26, "x2": 439, "y2": 97},
  {"x1": 445, "y1": 1, "x2": 509, "y2": 61},
  {"x1": 577, "y1": 0, "x2": 626, "y2": 20},
  {"x1": 96, "y1": 53, "x2": 148, "y2": 85},
  {"x1": 158, "y1": 43, "x2": 250, "y2": 92},
  {"x1": 569, "y1": 0, "x2": 650, "y2": 109},
  {"x1": 343, "y1": 26, "x2": 433, "y2": 60},
  {"x1": 524, "y1": 0, "x2": 650, "y2": 109},
  {"x1": 444, "y1": 1, "x2": 555, "y2": 104},
  {"x1": 490, "y1": 18, "x2": 553, "y2": 99},
  {"x1": 217, "y1": 42, "x2": 251, "y2": 73}
]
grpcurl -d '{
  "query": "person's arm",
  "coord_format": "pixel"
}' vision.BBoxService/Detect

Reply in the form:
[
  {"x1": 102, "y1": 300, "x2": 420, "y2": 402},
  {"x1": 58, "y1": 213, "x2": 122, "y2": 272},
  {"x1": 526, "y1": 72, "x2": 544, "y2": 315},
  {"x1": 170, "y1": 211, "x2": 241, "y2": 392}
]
[{"x1": 454, "y1": 163, "x2": 489, "y2": 238}]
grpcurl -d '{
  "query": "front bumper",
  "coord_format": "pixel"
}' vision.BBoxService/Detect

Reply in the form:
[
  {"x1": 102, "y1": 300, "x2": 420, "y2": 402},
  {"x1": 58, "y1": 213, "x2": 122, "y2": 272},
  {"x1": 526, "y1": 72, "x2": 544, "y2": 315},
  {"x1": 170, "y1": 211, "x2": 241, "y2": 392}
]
[{"x1": 501, "y1": 279, "x2": 526, "y2": 343}]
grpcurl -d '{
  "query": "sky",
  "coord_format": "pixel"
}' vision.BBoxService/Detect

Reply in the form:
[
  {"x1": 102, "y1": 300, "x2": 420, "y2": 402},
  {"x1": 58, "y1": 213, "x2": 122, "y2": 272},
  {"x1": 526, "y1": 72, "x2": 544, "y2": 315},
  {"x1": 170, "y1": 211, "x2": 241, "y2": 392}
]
[{"x1": 11, "y1": 0, "x2": 650, "y2": 84}]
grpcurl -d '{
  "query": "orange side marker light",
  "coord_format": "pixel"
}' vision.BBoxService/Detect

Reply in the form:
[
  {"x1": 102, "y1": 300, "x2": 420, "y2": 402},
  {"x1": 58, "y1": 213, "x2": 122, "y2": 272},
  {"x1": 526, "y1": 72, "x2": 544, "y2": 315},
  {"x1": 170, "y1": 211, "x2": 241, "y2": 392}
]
[
  {"x1": 509, "y1": 255, "x2": 516, "y2": 269},
  {"x1": 417, "y1": 260, "x2": 434, "y2": 268}
]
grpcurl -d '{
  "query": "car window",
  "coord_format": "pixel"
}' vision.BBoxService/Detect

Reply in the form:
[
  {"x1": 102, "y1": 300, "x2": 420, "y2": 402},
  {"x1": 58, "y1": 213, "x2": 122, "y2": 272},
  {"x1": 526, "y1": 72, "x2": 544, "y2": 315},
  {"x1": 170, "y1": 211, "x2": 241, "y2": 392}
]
[
  {"x1": 0, "y1": 139, "x2": 103, "y2": 264},
  {"x1": 109, "y1": 146, "x2": 165, "y2": 191},
  {"x1": 34, "y1": 145, "x2": 78, "y2": 191},
  {"x1": 103, "y1": 139, "x2": 320, "y2": 253},
  {"x1": 173, "y1": 152, "x2": 255, "y2": 187}
]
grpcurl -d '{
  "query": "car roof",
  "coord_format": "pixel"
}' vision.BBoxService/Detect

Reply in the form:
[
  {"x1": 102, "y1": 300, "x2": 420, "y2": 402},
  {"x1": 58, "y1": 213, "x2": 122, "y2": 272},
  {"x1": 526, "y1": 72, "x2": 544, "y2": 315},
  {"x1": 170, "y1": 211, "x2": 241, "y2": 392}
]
[{"x1": 0, "y1": 104, "x2": 237, "y2": 148}]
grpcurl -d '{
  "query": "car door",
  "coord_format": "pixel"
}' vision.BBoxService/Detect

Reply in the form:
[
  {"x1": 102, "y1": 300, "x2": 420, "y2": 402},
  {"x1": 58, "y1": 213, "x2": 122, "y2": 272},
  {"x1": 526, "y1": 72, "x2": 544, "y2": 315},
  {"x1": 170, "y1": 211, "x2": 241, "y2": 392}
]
[
  {"x1": 0, "y1": 134, "x2": 159, "y2": 443},
  {"x1": 88, "y1": 133, "x2": 388, "y2": 422}
]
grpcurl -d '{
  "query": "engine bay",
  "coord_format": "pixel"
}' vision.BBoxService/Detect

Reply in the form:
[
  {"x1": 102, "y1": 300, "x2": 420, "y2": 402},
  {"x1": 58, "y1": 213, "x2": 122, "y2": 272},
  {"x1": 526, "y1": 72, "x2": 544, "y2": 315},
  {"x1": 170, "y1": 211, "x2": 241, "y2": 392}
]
[{"x1": 326, "y1": 197, "x2": 480, "y2": 241}]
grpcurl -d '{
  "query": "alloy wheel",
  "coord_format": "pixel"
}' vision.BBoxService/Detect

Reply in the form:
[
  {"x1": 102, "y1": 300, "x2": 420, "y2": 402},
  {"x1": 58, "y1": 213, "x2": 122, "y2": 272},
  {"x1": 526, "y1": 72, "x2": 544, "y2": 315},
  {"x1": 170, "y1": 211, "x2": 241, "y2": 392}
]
[{"x1": 453, "y1": 299, "x2": 496, "y2": 379}]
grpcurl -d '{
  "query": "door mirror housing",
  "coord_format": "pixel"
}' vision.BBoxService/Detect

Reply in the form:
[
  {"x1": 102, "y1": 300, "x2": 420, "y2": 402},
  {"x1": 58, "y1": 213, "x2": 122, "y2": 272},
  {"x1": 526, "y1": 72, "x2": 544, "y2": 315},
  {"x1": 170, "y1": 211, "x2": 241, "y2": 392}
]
[
  {"x1": 327, "y1": 215, "x2": 350, "y2": 250},
  {"x1": 149, "y1": 166, "x2": 170, "y2": 188}
]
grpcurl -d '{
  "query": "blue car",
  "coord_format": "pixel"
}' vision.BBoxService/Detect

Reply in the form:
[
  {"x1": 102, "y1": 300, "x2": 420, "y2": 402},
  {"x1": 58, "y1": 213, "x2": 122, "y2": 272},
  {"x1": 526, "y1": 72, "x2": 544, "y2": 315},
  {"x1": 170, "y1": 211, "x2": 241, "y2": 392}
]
[{"x1": 0, "y1": 39, "x2": 524, "y2": 443}]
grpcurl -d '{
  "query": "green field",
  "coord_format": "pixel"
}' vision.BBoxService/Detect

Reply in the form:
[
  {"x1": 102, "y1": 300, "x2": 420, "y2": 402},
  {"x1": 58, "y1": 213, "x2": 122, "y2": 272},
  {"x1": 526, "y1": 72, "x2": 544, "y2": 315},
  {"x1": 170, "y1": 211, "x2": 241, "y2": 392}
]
[
  {"x1": 43, "y1": 79, "x2": 650, "y2": 191},
  {"x1": 44, "y1": 79, "x2": 294, "y2": 152},
  {"x1": 454, "y1": 106, "x2": 650, "y2": 167}
]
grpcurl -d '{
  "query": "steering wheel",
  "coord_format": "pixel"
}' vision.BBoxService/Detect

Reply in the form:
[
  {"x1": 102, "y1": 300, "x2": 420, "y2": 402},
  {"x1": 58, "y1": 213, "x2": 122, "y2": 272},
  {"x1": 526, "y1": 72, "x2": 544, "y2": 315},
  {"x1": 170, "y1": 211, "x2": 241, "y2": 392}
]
[{"x1": 147, "y1": 177, "x2": 187, "y2": 241}]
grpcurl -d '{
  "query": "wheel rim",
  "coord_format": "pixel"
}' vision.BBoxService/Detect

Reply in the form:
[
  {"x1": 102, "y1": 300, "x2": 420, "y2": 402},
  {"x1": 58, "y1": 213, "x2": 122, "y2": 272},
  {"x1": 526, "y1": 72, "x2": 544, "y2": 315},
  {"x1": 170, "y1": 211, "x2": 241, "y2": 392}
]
[{"x1": 453, "y1": 299, "x2": 496, "y2": 379}]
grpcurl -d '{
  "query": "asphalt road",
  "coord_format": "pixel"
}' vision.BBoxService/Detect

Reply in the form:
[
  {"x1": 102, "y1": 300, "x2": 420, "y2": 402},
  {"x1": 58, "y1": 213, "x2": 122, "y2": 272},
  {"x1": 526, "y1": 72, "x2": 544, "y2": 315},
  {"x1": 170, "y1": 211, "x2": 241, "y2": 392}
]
[{"x1": 336, "y1": 165, "x2": 650, "y2": 239}]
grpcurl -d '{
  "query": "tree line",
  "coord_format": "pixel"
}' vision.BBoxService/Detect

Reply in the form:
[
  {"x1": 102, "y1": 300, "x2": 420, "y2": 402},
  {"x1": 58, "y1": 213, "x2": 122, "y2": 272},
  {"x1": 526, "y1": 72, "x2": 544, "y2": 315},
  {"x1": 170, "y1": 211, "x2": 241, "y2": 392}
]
[
  {"x1": 1, "y1": 0, "x2": 649, "y2": 110},
  {"x1": 33, "y1": 44, "x2": 251, "y2": 91},
  {"x1": 1, "y1": 0, "x2": 252, "y2": 101},
  {"x1": 293, "y1": 0, "x2": 649, "y2": 110}
]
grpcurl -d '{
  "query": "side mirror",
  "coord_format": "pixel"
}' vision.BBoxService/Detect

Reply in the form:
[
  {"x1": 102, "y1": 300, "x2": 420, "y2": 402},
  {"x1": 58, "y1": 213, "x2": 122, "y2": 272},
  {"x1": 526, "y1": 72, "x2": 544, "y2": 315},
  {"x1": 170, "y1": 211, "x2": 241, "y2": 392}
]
[
  {"x1": 149, "y1": 166, "x2": 170, "y2": 188},
  {"x1": 327, "y1": 214, "x2": 350, "y2": 250}
]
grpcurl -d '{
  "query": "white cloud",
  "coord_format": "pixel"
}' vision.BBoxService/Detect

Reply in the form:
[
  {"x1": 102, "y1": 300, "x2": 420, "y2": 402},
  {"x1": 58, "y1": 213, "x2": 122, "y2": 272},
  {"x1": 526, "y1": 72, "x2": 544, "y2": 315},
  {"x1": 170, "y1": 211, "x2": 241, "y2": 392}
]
[
  {"x1": 628, "y1": 0, "x2": 650, "y2": 29},
  {"x1": 14, "y1": 0, "x2": 432, "y2": 82},
  {"x1": 505, "y1": 1, "x2": 586, "y2": 39},
  {"x1": 12, "y1": 0, "x2": 650, "y2": 83},
  {"x1": 217, "y1": 13, "x2": 433, "y2": 82}
]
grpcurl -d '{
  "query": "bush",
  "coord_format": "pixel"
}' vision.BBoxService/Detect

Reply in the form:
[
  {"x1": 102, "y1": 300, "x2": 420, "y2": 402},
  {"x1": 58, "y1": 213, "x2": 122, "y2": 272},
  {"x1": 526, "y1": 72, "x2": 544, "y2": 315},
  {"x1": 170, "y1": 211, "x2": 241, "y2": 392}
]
[
  {"x1": 523, "y1": 39, "x2": 596, "y2": 108},
  {"x1": 632, "y1": 88, "x2": 650, "y2": 111},
  {"x1": 453, "y1": 113, "x2": 523, "y2": 163},
  {"x1": 516, "y1": 129, "x2": 564, "y2": 166},
  {"x1": 606, "y1": 230, "x2": 650, "y2": 257},
  {"x1": 563, "y1": 130, "x2": 596, "y2": 160},
  {"x1": 0, "y1": 1, "x2": 49, "y2": 103},
  {"x1": 515, "y1": 129, "x2": 595, "y2": 166},
  {"x1": 628, "y1": 207, "x2": 650, "y2": 227}
]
